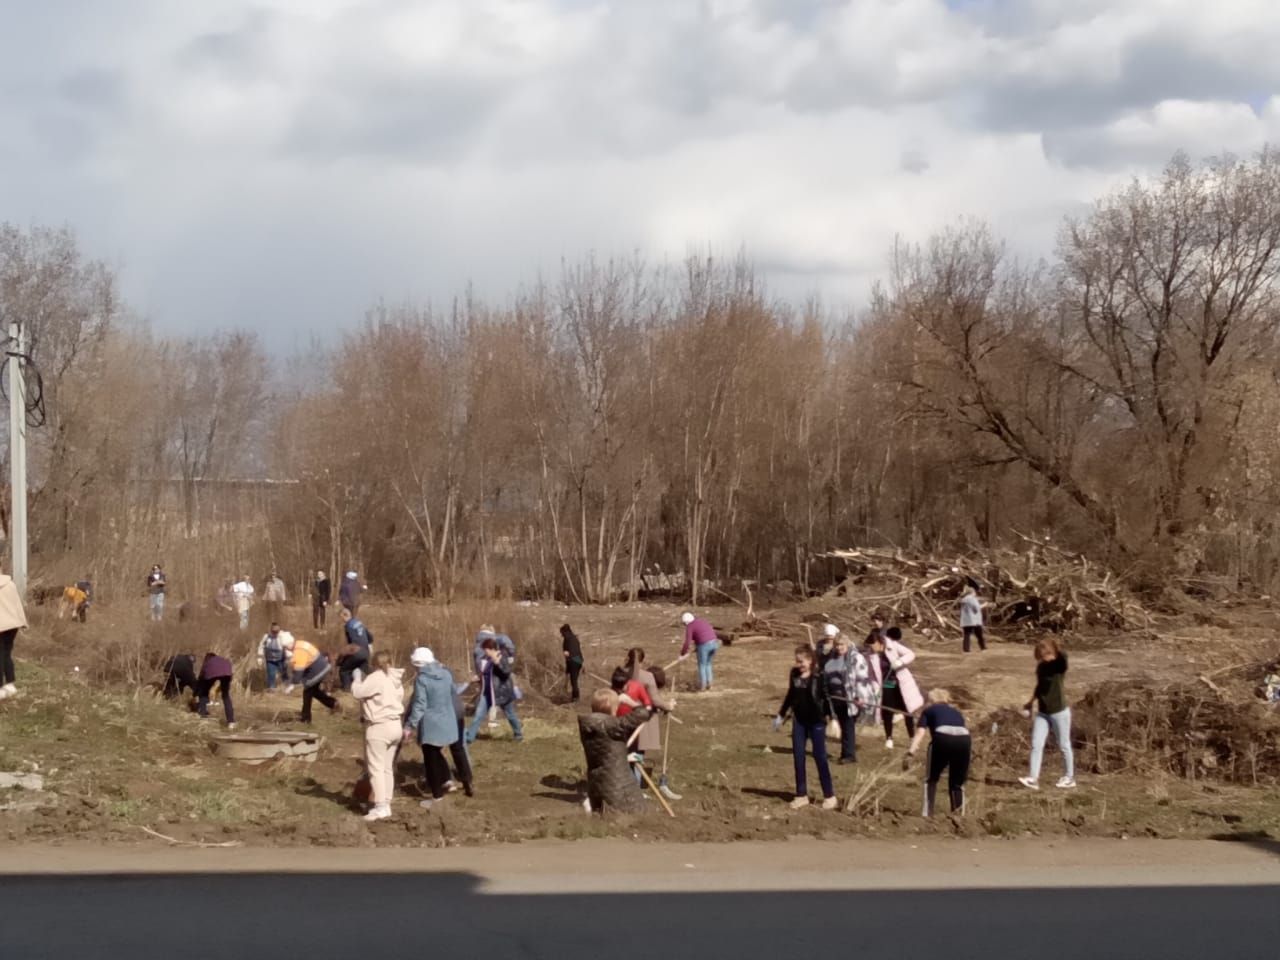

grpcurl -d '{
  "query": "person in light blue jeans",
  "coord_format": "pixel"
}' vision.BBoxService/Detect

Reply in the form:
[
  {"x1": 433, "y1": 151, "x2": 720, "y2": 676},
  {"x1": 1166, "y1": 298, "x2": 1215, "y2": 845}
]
[
  {"x1": 1019, "y1": 637, "x2": 1076, "y2": 789},
  {"x1": 678, "y1": 612, "x2": 721, "y2": 691},
  {"x1": 465, "y1": 640, "x2": 523, "y2": 743}
]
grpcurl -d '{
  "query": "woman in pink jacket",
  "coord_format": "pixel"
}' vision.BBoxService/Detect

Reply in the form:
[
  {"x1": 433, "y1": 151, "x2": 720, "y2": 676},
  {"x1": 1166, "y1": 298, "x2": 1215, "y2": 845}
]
[
  {"x1": 350, "y1": 650, "x2": 405, "y2": 822},
  {"x1": 867, "y1": 626, "x2": 923, "y2": 749}
]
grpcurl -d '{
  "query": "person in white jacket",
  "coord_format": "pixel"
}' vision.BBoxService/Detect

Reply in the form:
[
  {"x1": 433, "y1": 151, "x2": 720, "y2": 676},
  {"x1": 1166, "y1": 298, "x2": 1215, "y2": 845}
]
[{"x1": 350, "y1": 650, "x2": 406, "y2": 822}]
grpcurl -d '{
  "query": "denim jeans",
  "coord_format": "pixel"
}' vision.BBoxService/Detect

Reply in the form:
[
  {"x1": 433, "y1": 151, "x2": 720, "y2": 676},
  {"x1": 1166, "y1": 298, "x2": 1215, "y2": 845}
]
[
  {"x1": 265, "y1": 660, "x2": 288, "y2": 690},
  {"x1": 149, "y1": 594, "x2": 165, "y2": 621},
  {"x1": 465, "y1": 695, "x2": 523, "y2": 742},
  {"x1": 1029, "y1": 708, "x2": 1074, "y2": 780},
  {"x1": 695, "y1": 639, "x2": 720, "y2": 690},
  {"x1": 792, "y1": 721, "x2": 834, "y2": 799}
]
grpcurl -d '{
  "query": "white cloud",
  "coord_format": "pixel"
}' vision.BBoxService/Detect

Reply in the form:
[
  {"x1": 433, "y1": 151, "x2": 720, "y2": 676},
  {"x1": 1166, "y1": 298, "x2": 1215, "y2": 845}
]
[{"x1": 0, "y1": 0, "x2": 1277, "y2": 348}]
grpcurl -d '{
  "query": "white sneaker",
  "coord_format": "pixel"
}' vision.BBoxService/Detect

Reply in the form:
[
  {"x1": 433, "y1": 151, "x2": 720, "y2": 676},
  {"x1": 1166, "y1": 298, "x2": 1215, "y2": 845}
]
[
  {"x1": 1018, "y1": 776, "x2": 1040, "y2": 790},
  {"x1": 788, "y1": 796, "x2": 810, "y2": 810},
  {"x1": 1056, "y1": 776, "x2": 1077, "y2": 789},
  {"x1": 2, "y1": 683, "x2": 18, "y2": 699},
  {"x1": 419, "y1": 798, "x2": 437, "y2": 810},
  {"x1": 444, "y1": 780, "x2": 458, "y2": 794},
  {"x1": 283, "y1": 684, "x2": 295, "y2": 695},
  {"x1": 0, "y1": 686, "x2": 9, "y2": 701},
  {"x1": 226, "y1": 723, "x2": 237, "y2": 731},
  {"x1": 821, "y1": 797, "x2": 839, "y2": 811},
  {"x1": 884, "y1": 739, "x2": 894, "y2": 750},
  {"x1": 362, "y1": 804, "x2": 391, "y2": 822}
]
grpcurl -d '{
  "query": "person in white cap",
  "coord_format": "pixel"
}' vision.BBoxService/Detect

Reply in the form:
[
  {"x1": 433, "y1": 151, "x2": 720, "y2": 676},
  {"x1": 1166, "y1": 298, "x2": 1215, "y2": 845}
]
[
  {"x1": 404, "y1": 646, "x2": 464, "y2": 808},
  {"x1": 678, "y1": 612, "x2": 720, "y2": 692},
  {"x1": 821, "y1": 624, "x2": 867, "y2": 764},
  {"x1": 351, "y1": 649, "x2": 405, "y2": 822},
  {"x1": 339, "y1": 570, "x2": 365, "y2": 614}
]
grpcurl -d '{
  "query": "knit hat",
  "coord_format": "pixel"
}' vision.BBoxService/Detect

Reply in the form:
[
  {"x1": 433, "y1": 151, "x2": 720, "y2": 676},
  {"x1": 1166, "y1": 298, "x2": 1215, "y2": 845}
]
[
  {"x1": 345, "y1": 571, "x2": 358, "y2": 580},
  {"x1": 681, "y1": 612, "x2": 694, "y2": 625},
  {"x1": 409, "y1": 647, "x2": 435, "y2": 667}
]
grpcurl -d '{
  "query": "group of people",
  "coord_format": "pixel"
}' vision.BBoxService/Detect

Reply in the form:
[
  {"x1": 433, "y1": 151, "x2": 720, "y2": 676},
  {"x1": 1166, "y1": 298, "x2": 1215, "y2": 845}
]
[
  {"x1": 140, "y1": 565, "x2": 369, "y2": 629},
  {"x1": 773, "y1": 613, "x2": 1075, "y2": 816},
  {"x1": 349, "y1": 626, "x2": 524, "y2": 821}
]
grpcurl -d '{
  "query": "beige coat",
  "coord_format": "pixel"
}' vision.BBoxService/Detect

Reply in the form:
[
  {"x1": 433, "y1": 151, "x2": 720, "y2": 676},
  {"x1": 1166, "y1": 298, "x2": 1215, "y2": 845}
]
[
  {"x1": 0, "y1": 575, "x2": 28, "y2": 632},
  {"x1": 633, "y1": 667, "x2": 672, "y2": 753},
  {"x1": 350, "y1": 667, "x2": 406, "y2": 725}
]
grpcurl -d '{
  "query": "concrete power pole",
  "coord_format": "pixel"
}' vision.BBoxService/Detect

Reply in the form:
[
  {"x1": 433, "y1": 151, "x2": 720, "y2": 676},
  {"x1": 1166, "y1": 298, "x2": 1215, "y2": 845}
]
[{"x1": 8, "y1": 321, "x2": 27, "y2": 597}]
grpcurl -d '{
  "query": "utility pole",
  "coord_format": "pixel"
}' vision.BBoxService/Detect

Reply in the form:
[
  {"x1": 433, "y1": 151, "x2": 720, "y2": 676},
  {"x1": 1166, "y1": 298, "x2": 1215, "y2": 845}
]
[{"x1": 8, "y1": 321, "x2": 26, "y2": 597}]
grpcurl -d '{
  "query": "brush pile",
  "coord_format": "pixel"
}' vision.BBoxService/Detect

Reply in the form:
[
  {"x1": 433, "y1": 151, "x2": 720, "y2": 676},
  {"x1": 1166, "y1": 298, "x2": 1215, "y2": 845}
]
[{"x1": 820, "y1": 538, "x2": 1147, "y2": 633}]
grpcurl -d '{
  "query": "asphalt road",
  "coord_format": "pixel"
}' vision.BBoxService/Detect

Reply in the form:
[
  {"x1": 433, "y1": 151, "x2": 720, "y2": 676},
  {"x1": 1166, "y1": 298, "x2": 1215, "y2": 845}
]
[{"x1": 5, "y1": 867, "x2": 1280, "y2": 959}]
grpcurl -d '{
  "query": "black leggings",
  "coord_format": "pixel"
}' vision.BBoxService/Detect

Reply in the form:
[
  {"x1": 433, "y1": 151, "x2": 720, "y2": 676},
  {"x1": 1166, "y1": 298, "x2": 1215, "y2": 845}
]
[
  {"x1": 963, "y1": 626, "x2": 986, "y2": 652},
  {"x1": 449, "y1": 717, "x2": 473, "y2": 789},
  {"x1": 422, "y1": 744, "x2": 452, "y2": 800},
  {"x1": 567, "y1": 660, "x2": 582, "y2": 701},
  {"x1": 0, "y1": 627, "x2": 15, "y2": 685},
  {"x1": 881, "y1": 684, "x2": 916, "y2": 739},
  {"x1": 924, "y1": 733, "x2": 971, "y2": 816}
]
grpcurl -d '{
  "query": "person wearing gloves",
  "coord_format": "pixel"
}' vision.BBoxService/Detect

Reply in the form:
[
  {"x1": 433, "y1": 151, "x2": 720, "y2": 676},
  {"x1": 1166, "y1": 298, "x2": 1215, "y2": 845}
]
[
  {"x1": 867, "y1": 626, "x2": 923, "y2": 749},
  {"x1": 0, "y1": 572, "x2": 28, "y2": 701},
  {"x1": 465, "y1": 638, "x2": 522, "y2": 743},
  {"x1": 404, "y1": 647, "x2": 462, "y2": 809},
  {"x1": 561, "y1": 623, "x2": 584, "y2": 702},
  {"x1": 194, "y1": 652, "x2": 236, "y2": 728},
  {"x1": 1019, "y1": 637, "x2": 1076, "y2": 790},
  {"x1": 820, "y1": 625, "x2": 865, "y2": 764},
  {"x1": 774, "y1": 644, "x2": 838, "y2": 811},
  {"x1": 257, "y1": 622, "x2": 295, "y2": 691},
  {"x1": 578, "y1": 688, "x2": 652, "y2": 813},
  {"x1": 678, "y1": 612, "x2": 720, "y2": 692},
  {"x1": 338, "y1": 607, "x2": 373, "y2": 691},
  {"x1": 903, "y1": 688, "x2": 971, "y2": 816},
  {"x1": 959, "y1": 585, "x2": 986, "y2": 652},
  {"x1": 351, "y1": 650, "x2": 405, "y2": 822},
  {"x1": 472, "y1": 625, "x2": 516, "y2": 676},
  {"x1": 338, "y1": 571, "x2": 365, "y2": 613},
  {"x1": 285, "y1": 635, "x2": 340, "y2": 723},
  {"x1": 312, "y1": 570, "x2": 331, "y2": 628}
]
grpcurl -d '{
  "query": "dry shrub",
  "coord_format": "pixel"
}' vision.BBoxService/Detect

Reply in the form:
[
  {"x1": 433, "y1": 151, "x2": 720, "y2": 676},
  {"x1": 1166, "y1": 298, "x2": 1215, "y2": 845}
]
[
  {"x1": 352, "y1": 601, "x2": 564, "y2": 699},
  {"x1": 980, "y1": 680, "x2": 1280, "y2": 786}
]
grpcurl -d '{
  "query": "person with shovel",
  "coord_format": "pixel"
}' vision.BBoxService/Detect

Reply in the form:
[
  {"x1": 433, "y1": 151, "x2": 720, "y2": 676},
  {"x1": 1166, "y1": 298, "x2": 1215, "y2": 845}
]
[
  {"x1": 678, "y1": 612, "x2": 720, "y2": 692},
  {"x1": 903, "y1": 688, "x2": 971, "y2": 816},
  {"x1": 624, "y1": 647, "x2": 681, "y2": 799},
  {"x1": 868, "y1": 626, "x2": 922, "y2": 749},
  {"x1": 561, "y1": 623, "x2": 584, "y2": 702}
]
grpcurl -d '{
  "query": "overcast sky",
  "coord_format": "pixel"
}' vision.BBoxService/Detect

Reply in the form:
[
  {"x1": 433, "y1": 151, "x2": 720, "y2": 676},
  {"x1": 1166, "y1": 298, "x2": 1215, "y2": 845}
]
[{"x1": 2, "y1": 0, "x2": 1278, "y2": 350}]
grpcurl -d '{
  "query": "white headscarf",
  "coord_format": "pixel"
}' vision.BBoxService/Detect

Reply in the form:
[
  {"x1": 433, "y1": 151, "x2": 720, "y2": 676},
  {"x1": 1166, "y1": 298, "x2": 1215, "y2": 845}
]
[{"x1": 409, "y1": 647, "x2": 435, "y2": 667}]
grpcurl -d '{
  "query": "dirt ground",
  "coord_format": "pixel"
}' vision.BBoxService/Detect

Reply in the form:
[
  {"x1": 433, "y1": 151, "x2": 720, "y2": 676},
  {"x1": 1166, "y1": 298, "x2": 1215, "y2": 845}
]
[{"x1": 2, "y1": 597, "x2": 1280, "y2": 849}]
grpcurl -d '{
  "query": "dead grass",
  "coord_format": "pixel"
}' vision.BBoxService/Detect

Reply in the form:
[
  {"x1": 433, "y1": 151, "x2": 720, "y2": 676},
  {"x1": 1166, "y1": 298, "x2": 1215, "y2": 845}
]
[{"x1": 3, "y1": 599, "x2": 1280, "y2": 847}]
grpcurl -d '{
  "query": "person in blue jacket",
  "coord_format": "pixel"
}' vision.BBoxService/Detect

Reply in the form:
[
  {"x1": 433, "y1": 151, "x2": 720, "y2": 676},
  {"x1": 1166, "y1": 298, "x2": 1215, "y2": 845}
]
[{"x1": 403, "y1": 647, "x2": 462, "y2": 809}]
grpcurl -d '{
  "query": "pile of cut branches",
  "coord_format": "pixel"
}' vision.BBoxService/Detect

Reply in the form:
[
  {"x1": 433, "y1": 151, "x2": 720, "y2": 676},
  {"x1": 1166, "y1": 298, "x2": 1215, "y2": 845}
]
[{"x1": 821, "y1": 535, "x2": 1147, "y2": 633}]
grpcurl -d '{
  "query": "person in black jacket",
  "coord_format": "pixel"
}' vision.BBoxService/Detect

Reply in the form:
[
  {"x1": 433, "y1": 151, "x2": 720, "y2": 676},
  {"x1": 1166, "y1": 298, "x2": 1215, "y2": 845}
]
[
  {"x1": 560, "y1": 623, "x2": 584, "y2": 702},
  {"x1": 774, "y1": 644, "x2": 837, "y2": 810},
  {"x1": 312, "y1": 570, "x2": 332, "y2": 629}
]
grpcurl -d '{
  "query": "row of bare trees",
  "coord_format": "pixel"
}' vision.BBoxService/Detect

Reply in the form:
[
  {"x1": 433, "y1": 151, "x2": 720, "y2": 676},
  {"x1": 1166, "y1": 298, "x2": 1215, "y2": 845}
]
[{"x1": 4, "y1": 150, "x2": 1280, "y2": 604}]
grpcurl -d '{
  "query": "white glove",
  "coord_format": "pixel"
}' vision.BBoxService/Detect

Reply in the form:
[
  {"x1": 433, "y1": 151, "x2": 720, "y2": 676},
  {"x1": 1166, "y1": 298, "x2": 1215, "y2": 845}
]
[
  {"x1": 772, "y1": 715, "x2": 783, "y2": 732},
  {"x1": 353, "y1": 668, "x2": 364, "y2": 683},
  {"x1": 256, "y1": 657, "x2": 264, "y2": 667}
]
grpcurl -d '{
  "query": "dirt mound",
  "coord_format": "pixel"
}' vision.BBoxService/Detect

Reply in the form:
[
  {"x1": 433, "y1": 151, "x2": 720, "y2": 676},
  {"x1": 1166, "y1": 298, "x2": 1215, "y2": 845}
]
[{"x1": 981, "y1": 677, "x2": 1280, "y2": 785}]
